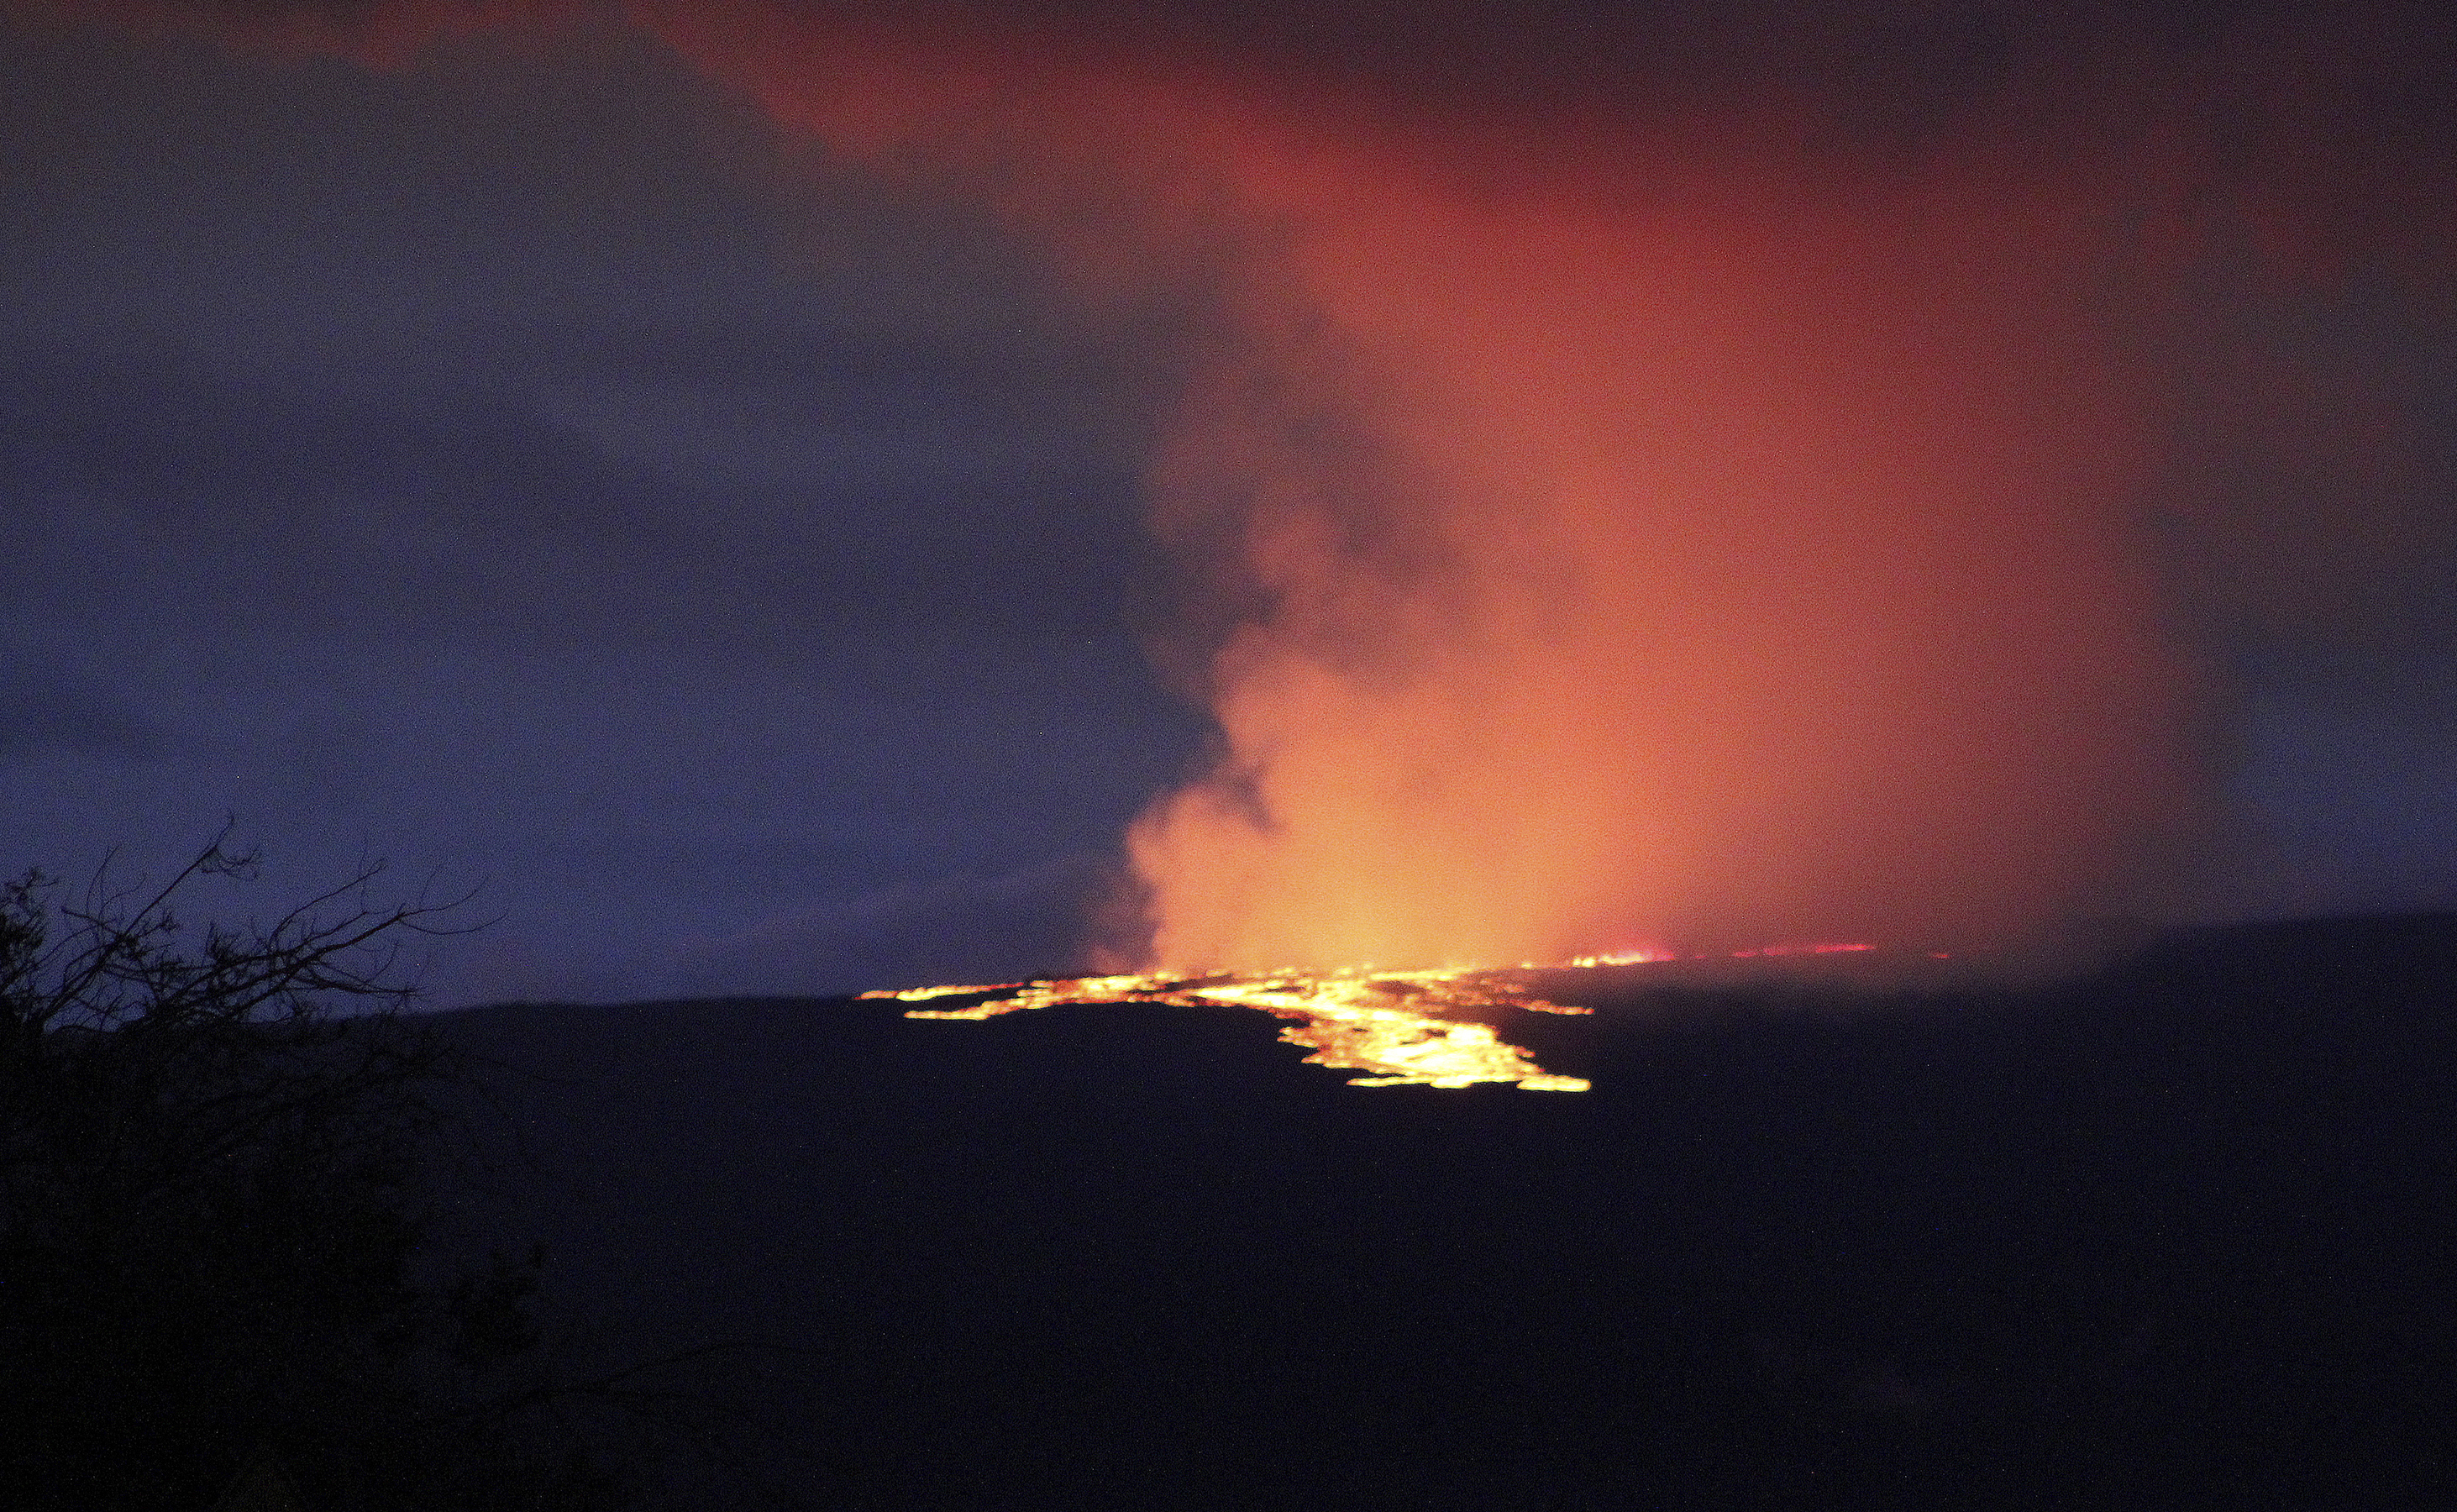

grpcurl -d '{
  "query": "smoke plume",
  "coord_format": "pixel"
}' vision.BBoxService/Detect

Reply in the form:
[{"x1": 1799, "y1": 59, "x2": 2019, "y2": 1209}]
[
  {"x1": 50, "y1": 1, "x2": 2457, "y2": 967},
  {"x1": 642, "y1": 2, "x2": 2214, "y2": 967}
]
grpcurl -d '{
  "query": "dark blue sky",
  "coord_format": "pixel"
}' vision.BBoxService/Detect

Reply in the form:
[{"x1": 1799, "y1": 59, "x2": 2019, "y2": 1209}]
[
  {"x1": 3, "y1": 3, "x2": 2454, "y2": 1002},
  {"x1": 0, "y1": 15, "x2": 1214, "y2": 1000}
]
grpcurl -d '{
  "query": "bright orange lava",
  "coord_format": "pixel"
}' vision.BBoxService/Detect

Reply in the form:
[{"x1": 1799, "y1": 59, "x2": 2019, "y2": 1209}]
[
  {"x1": 865, "y1": 967, "x2": 1594, "y2": 1090},
  {"x1": 866, "y1": 947, "x2": 1885, "y2": 1091}
]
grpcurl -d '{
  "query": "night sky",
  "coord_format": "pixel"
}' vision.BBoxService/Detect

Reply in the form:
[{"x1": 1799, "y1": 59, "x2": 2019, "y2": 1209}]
[{"x1": 6, "y1": 0, "x2": 2457, "y2": 1005}]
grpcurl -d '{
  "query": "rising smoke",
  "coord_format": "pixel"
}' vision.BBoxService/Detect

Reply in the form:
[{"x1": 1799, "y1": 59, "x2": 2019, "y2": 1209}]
[{"x1": 49, "y1": 0, "x2": 2457, "y2": 968}]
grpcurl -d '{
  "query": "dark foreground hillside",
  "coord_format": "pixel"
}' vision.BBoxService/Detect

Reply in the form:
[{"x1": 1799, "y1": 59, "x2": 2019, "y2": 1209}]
[{"x1": 427, "y1": 915, "x2": 2457, "y2": 1510}]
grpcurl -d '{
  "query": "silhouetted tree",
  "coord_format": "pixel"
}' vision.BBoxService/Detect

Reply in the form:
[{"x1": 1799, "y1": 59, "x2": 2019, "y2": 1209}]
[{"x1": 0, "y1": 832, "x2": 622, "y2": 1511}]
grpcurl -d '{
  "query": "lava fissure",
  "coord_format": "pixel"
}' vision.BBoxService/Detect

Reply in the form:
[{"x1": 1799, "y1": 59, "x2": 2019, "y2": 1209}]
[{"x1": 864, "y1": 966, "x2": 1593, "y2": 1090}]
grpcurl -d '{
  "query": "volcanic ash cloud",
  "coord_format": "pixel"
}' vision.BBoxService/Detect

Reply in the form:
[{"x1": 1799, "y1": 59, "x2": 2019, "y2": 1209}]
[
  {"x1": 562, "y1": 4, "x2": 2225, "y2": 968},
  {"x1": 1115, "y1": 131, "x2": 2201, "y2": 969},
  {"x1": 129, "y1": 1, "x2": 2457, "y2": 969}
]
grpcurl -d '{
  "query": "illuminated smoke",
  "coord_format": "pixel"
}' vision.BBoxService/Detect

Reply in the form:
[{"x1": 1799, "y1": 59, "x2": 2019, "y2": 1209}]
[
  {"x1": 641, "y1": 5, "x2": 2207, "y2": 968},
  {"x1": 59, "y1": 2, "x2": 2457, "y2": 969},
  {"x1": 1121, "y1": 154, "x2": 2199, "y2": 968}
]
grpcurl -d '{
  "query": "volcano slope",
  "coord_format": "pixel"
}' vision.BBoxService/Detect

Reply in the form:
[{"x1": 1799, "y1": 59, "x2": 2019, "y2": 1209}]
[{"x1": 426, "y1": 914, "x2": 2457, "y2": 1510}]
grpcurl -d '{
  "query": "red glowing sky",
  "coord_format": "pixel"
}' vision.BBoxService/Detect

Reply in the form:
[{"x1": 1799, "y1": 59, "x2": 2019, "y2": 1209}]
[
  {"x1": 8, "y1": 0, "x2": 2457, "y2": 986},
  {"x1": 637, "y1": 0, "x2": 2457, "y2": 965}
]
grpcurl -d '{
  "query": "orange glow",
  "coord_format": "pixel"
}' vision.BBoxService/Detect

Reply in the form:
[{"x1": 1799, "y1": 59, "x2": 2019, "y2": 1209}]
[
  {"x1": 115, "y1": 3, "x2": 2457, "y2": 988},
  {"x1": 865, "y1": 967, "x2": 1591, "y2": 1090},
  {"x1": 859, "y1": 942, "x2": 1882, "y2": 1090},
  {"x1": 631, "y1": 6, "x2": 2209, "y2": 973},
  {"x1": 1567, "y1": 948, "x2": 1677, "y2": 968},
  {"x1": 1728, "y1": 942, "x2": 1877, "y2": 958}
]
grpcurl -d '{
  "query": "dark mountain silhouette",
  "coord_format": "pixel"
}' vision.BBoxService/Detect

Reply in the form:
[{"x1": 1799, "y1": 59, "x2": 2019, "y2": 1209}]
[{"x1": 426, "y1": 914, "x2": 2457, "y2": 1510}]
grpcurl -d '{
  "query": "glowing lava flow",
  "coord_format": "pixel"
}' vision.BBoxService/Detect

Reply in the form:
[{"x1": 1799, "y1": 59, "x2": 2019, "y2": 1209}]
[{"x1": 863, "y1": 968, "x2": 1594, "y2": 1090}]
